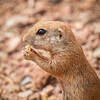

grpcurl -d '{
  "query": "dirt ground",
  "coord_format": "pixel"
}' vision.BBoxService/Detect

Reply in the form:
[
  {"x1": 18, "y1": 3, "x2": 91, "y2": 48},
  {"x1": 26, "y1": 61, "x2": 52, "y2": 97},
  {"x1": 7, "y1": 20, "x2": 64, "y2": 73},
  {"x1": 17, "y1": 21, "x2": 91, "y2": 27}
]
[{"x1": 0, "y1": 0, "x2": 100, "y2": 100}]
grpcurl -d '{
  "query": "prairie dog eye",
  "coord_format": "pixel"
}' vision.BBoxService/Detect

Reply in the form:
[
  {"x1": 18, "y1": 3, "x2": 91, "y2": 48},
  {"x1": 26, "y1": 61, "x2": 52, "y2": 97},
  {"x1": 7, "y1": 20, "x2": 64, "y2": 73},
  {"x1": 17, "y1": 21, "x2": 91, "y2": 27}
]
[
  {"x1": 36, "y1": 29, "x2": 47, "y2": 35},
  {"x1": 59, "y1": 34, "x2": 62, "y2": 38}
]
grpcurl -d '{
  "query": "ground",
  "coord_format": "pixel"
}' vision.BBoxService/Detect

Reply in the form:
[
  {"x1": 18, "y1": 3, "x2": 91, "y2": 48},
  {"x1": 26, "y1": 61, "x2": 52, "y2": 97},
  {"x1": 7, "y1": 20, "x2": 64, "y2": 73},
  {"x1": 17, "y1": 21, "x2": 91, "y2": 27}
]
[{"x1": 0, "y1": 0, "x2": 100, "y2": 100}]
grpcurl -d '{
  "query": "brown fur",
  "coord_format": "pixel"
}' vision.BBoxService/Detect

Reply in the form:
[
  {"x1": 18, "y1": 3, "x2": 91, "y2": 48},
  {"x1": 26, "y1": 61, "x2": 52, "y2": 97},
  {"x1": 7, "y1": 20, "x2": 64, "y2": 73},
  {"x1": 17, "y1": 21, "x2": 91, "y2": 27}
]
[{"x1": 23, "y1": 21, "x2": 100, "y2": 100}]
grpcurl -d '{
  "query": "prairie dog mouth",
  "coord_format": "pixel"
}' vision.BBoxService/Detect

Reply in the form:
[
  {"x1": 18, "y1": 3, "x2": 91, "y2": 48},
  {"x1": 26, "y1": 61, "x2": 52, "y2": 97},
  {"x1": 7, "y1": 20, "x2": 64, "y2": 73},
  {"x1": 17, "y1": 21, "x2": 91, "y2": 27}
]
[{"x1": 24, "y1": 45, "x2": 51, "y2": 60}]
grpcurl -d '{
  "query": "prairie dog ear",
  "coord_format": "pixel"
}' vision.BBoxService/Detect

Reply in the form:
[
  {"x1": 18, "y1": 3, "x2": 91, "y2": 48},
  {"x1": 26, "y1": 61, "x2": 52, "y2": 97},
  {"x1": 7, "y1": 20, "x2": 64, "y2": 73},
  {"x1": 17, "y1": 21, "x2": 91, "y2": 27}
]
[{"x1": 58, "y1": 28, "x2": 64, "y2": 33}]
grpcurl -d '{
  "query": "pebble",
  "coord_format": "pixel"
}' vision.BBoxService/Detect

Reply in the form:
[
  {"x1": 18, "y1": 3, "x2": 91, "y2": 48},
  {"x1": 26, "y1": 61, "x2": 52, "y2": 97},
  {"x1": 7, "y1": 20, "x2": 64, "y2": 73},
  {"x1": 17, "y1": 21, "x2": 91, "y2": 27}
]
[
  {"x1": 48, "y1": 95, "x2": 56, "y2": 100},
  {"x1": 18, "y1": 90, "x2": 32, "y2": 97},
  {"x1": 74, "y1": 22, "x2": 84, "y2": 30},
  {"x1": 75, "y1": 27, "x2": 91, "y2": 44},
  {"x1": 28, "y1": 0, "x2": 35, "y2": 8},
  {"x1": 5, "y1": 15, "x2": 29, "y2": 29},
  {"x1": 78, "y1": 12, "x2": 90, "y2": 25},
  {"x1": 0, "y1": 51, "x2": 7, "y2": 61},
  {"x1": 93, "y1": 48, "x2": 100, "y2": 58},
  {"x1": 28, "y1": 93, "x2": 40, "y2": 100},
  {"x1": 94, "y1": 23, "x2": 100, "y2": 34},
  {"x1": 5, "y1": 36, "x2": 21, "y2": 53},
  {"x1": 21, "y1": 76, "x2": 33, "y2": 86},
  {"x1": 41, "y1": 85, "x2": 54, "y2": 96}
]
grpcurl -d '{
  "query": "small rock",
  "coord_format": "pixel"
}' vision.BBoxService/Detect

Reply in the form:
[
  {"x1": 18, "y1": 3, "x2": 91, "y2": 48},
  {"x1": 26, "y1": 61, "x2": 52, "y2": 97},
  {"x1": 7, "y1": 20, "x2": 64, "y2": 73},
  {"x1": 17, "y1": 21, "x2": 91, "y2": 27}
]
[
  {"x1": 93, "y1": 48, "x2": 100, "y2": 58},
  {"x1": 5, "y1": 36, "x2": 21, "y2": 53},
  {"x1": 18, "y1": 90, "x2": 32, "y2": 97},
  {"x1": 79, "y1": 12, "x2": 91, "y2": 25},
  {"x1": 0, "y1": 51, "x2": 7, "y2": 61},
  {"x1": 94, "y1": 23, "x2": 100, "y2": 34},
  {"x1": 5, "y1": 15, "x2": 29, "y2": 28},
  {"x1": 4, "y1": 31, "x2": 17, "y2": 38},
  {"x1": 41, "y1": 85, "x2": 54, "y2": 96},
  {"x1": 29, "y1": 66, "x2": 50, "y2": 90},
  {"x1": 21, "y1": 76, "x2": 33, "y2": 86},
  {"x1": 28, "y1": 0, "x2": 35, "y2": 8},
  {"x1": 48, "y1": 95, "x2": 56, "y2": 100},
  {"x1": 75, "y1": 27, "x2": 91, "y2": 44},
  {"x1": 73, "y1": 22, "x2": 84, "y2": 30},
  {"x1": 41, "y1": 85, "x2": 54, "y2": 100},
  {"x1": 41, "y1": 94, "x2": 48, "y2": 100},
  {"x1": 28, "y1": 93, "x2": 40, "y2": 100},
  {"x1": 2, "y1": 84, "x2": 14, "y2": 92}
]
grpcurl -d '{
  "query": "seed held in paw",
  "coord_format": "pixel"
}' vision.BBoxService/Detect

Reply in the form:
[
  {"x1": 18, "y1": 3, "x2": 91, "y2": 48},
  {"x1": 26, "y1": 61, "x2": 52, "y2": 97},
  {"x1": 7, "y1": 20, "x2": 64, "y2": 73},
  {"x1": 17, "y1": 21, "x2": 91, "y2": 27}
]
[{"x1": 25, "y1": 45, "x2": 31, "y2": 51}]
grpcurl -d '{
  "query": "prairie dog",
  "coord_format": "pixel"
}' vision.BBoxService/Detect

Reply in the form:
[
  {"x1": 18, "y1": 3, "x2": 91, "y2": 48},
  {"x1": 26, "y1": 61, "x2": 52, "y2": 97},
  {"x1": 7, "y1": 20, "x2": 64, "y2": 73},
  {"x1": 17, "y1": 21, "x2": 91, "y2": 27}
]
[{"x1": 23, "y1": 21, "x2": 100, "y2": 100}]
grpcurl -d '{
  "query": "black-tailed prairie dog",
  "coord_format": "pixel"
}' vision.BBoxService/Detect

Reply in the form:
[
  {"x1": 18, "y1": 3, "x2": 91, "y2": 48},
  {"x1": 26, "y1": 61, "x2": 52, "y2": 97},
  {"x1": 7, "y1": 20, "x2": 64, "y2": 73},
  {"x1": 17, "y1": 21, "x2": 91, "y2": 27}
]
[{"x1": 23, "y1": 21, "x2": 100, "y2": 100}]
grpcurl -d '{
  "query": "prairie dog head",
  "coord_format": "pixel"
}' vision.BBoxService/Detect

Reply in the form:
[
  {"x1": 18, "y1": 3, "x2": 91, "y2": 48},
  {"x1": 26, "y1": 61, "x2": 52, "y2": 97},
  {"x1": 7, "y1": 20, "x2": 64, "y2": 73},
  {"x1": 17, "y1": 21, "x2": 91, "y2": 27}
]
[{"x1": 23, "y1": 21, "x2": 84, "y2": 77}]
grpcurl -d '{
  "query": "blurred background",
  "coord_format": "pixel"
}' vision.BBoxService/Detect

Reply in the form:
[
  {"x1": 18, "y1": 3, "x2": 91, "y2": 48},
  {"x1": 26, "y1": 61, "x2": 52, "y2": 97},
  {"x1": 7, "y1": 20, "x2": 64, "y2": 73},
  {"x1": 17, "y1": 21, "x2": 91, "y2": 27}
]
[{"x1": 0, "y1": 0, "x2": 100, "y2": 100}]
